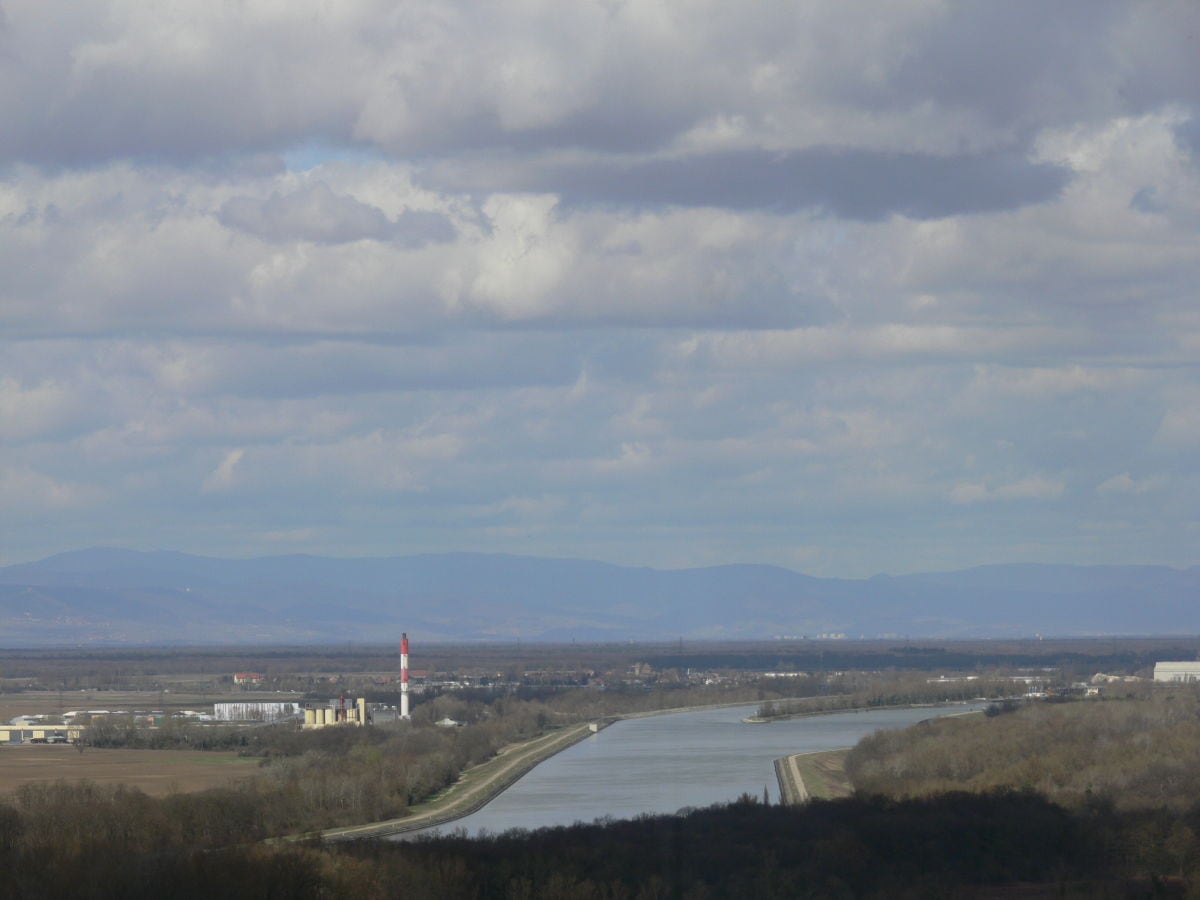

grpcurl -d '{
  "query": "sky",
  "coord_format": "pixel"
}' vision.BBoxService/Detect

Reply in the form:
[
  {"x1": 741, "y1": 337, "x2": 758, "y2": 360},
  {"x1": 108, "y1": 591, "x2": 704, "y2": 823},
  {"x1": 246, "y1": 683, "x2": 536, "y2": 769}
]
[{"x1": 1, "y1": 1, "x2": 1199, "y2": 577}]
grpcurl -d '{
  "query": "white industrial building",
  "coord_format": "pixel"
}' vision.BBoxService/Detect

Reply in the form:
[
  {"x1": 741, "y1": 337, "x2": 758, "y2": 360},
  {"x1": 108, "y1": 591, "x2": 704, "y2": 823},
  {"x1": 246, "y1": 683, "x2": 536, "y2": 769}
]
[
  {"x1": 1153, "y1": 661, "x2": 1200, "y2": 682},
  {"x1": 213, "y1": 701, "x2": 303, "y2": 723}
]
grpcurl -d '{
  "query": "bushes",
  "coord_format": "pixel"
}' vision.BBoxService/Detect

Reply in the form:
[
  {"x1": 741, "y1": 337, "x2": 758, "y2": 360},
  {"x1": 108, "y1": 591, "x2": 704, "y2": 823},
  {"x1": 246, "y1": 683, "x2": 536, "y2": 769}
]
[{"x1": 845, "y1": 685, "x2": 1200, "y2": 811}]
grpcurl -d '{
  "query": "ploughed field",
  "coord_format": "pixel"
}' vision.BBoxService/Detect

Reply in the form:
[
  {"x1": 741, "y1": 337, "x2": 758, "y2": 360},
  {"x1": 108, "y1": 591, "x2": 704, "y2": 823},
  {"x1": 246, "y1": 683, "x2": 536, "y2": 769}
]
[
  {"x1": 0, "y1": 687, "x2": 271, "y2": 797},
  {"x1": 0, "y1": 744, "x2": 261, "y2": 796}
]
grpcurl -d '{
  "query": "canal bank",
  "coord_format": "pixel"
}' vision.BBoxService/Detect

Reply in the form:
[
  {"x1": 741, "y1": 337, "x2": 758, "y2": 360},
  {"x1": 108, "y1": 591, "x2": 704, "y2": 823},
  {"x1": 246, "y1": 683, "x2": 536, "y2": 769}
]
[
  {"x1": 774, "y1": 748, "x2": 853, "y2": 804},
  {"x1": 317, "y1": 701, "x2": 981, "y2": 842},
  {"x1": 316, "y1": 721, "x2": 608, "y2": 842}
]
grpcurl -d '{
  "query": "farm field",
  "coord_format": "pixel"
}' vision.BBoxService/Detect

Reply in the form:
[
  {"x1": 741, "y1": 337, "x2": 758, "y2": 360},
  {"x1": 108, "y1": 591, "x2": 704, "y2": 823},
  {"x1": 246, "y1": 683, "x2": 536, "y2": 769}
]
[{"x1": 0, "y1": 744, "x2": 261, "y2": 796}]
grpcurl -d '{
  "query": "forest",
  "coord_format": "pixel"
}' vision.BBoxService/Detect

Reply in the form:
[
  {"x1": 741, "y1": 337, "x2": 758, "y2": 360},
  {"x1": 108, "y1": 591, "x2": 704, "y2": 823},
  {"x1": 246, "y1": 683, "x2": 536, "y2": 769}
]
[{"x1": 0, "y1": 786, "x2": 1194, "y2": 897}]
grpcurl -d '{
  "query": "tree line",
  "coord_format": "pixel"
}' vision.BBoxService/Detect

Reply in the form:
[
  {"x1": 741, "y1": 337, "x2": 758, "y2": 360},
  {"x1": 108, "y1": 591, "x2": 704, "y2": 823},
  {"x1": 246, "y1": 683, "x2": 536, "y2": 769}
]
[
  {"x1": 0, "y1": 786, "x2": 1197, "y2": 897},
  {"x1": 753, "y1": 672, "x2": 1013, "y2": 719}
]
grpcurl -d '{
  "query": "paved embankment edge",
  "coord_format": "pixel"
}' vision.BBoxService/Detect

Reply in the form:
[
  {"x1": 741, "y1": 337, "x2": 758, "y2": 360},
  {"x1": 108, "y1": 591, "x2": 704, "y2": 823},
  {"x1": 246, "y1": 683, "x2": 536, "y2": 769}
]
[
  {"x1": 774, "y1": 748, "x2": 854, "y2": 804},
  {"x1": 774, "y1": 755, "x2": 806, "y2": 805},
  {"x1": 312, "y1": 721, "x2": 607, "y2": 842}
]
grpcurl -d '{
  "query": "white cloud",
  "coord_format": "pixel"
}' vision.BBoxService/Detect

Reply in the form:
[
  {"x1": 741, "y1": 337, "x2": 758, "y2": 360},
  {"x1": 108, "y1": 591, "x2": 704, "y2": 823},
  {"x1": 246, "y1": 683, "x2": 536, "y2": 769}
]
[
  {"x1": 951, "y1": 476, "x2": 1065, "y2": 505},
  {"x1": 965, "y1": 365, "x2": 1145, "y2": 397},
  {"x1": 202, "y1": 448, "x2": 244, "y2": 493},
  {"x1": 1096, "y1": 473, "x2": 1164, "y2": 495},
  {"x1": 0, "y1": 465, "x2": 103, "y2": 510},
  {"x1": 0, "y1": 377, "x2": 80, "y2": 441},
  {"x1": 1156, "y1": 400, "x2": 1200, "y2": 448},
  {"x1": 468, "y1": 194, "x2": 576, "y2": 318}
]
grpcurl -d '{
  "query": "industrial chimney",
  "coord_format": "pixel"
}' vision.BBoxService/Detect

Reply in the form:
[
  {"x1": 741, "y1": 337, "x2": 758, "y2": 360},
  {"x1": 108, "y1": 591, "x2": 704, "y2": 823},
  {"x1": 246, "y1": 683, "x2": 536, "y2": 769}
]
[{"x1": 400, "y1": 632, "x2": 410, "y2": 719}]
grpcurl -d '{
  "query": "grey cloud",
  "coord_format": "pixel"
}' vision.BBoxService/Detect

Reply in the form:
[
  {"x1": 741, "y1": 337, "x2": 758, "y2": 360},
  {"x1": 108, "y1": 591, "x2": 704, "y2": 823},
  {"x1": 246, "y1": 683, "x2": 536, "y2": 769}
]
[
  {"x1": 1130, "y1": 186, "x2": 1165, "y2": 214},
  {"x1": 143, "y1": 334, "x2": 589, "y2": 399},
  {"x1": 496, "y1": 147, "x2": 1070, "y2": 220},
  {"x1": 391, "y1": 209, "x2": 457, "y2": 246},
  {"x1": 219, "y1": 183, "x2": 453, "y2": 245},
  {"x1": 1175, "y1": 117, "x2": 1200, "y2": 161},
  {"x1": 4, "y1": 3, "x2": 1197, "y2": 170},
  {"x1": 879, "y1": 1, "x2": 1124, "y2": 126},
  {"x1": 4, "y1": 3, "x2": 1200, "y2": 577}
]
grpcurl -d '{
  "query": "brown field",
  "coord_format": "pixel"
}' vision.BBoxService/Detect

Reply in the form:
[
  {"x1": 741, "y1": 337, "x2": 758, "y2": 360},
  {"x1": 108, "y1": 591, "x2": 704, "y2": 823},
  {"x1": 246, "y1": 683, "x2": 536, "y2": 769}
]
[{"x1": 0, "y1": 745, "x2": 262, "y2": 796}]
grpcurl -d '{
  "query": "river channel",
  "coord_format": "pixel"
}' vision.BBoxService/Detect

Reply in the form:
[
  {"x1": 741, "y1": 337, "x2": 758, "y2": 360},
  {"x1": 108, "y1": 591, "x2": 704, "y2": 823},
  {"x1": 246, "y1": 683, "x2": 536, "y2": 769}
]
[{"x1": 406, "y1": 702, "x2": 980, "y2": 838}]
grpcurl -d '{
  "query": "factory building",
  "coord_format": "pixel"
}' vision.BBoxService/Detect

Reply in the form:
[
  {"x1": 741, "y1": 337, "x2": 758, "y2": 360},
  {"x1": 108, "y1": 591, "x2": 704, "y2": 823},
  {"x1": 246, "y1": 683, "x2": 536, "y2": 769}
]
[
  {"x1": 304, "y1": 697, "x2": 369, "y2": 729},
  {"x1": 213, "y1": 701, "x2": 302, "y2": 723},
  {"x1": 1153, "y1": 661, "x2": 1200, "y2": 682},
  {"x1": 304, "y1": 633, "x2": 413, "y2": 727},
  {"x1": 0, "y1": 721, "x2": 84, "y2": 743}
]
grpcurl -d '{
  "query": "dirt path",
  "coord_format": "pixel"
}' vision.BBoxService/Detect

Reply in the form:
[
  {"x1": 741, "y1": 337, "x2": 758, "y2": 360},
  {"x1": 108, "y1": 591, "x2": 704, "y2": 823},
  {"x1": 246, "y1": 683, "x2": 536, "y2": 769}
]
[{"x1": 316, "y1": 722, "x2": 603, "y2": 842}]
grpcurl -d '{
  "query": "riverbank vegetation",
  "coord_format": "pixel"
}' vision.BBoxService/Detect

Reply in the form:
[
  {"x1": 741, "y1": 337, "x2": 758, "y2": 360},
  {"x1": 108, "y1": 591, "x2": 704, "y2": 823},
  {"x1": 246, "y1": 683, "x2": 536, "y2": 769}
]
[
  {"x1": 845, "y1": 684, "x2": 1200, "y2": 812},
  {"x1": 752, "y1": 672, "x2": 1012, "y2": 720}
]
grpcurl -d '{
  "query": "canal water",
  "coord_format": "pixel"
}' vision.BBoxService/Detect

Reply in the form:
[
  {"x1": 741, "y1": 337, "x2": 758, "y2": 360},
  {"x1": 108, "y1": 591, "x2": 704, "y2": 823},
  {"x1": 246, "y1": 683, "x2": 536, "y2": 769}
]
[{"x1": 407, "y1": 702, "x2": 979, "y2": 837}]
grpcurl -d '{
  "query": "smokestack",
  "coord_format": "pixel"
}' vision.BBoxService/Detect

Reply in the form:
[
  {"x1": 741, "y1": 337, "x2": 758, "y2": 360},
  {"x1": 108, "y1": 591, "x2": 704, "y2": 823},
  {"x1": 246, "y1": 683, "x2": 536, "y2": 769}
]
[{"x1": 400, "y1": 632, "x2": 410, "y2": 719}]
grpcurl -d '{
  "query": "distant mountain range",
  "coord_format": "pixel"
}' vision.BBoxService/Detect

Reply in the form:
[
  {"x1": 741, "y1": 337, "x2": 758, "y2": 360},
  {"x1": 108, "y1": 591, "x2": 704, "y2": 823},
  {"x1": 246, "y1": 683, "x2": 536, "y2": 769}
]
[{"x1": 0, "y1": 548, "x2": 1197, "y2": 645}]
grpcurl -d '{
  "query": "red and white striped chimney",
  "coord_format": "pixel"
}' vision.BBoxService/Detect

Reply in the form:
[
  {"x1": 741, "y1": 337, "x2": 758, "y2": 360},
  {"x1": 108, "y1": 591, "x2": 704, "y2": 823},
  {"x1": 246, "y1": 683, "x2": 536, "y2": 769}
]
[{"x1": 400, "y1": 632, "x2": 410, "y2": 719}]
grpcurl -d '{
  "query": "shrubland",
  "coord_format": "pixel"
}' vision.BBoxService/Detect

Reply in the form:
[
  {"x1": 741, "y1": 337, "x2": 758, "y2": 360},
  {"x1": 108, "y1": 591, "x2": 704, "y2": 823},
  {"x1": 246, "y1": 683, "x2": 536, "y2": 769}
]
[{"x1": 846, "y1": 684, "x2": 1200, "y2": 811}]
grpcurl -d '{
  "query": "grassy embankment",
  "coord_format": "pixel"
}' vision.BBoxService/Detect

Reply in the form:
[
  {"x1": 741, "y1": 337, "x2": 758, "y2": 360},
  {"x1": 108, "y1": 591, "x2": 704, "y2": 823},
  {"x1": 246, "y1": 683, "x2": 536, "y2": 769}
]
[{"x1": 790, "y1": 748, "x2": 852, "y2": 800}]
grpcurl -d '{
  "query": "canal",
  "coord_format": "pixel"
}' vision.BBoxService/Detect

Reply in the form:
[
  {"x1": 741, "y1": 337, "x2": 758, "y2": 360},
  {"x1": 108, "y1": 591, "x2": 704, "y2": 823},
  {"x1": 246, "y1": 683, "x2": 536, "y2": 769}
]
[{"x1": 407, "y1": 702, "x2": 979, "y2": 837}]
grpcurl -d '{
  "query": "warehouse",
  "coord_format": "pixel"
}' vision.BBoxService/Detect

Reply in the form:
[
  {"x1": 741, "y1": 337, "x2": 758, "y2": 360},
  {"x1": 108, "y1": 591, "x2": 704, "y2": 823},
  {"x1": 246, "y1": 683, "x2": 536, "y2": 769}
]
[{"x1": 1153, "y1": 661, "x2": 1200, "y2": 682}]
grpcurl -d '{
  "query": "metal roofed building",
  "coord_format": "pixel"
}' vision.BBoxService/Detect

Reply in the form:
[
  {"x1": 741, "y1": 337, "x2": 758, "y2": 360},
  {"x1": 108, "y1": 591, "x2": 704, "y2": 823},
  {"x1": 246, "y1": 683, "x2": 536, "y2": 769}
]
[{"x1": 1153, "y1": 661, "x2": 1200, "y2": 682}]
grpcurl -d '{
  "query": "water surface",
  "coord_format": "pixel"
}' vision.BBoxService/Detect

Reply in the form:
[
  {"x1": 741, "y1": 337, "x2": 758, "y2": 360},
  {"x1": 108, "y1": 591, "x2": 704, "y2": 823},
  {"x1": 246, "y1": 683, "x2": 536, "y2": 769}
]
[{"x1": 410, "y1": 702, "x2": 977, "y2": 837}]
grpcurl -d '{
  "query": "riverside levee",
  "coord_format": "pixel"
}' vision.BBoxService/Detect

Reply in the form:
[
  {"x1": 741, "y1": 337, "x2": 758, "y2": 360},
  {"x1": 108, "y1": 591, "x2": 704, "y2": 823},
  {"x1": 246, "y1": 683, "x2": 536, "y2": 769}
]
[{"x1": 401, "y1": 702, "x2": 983, "y2": 837}]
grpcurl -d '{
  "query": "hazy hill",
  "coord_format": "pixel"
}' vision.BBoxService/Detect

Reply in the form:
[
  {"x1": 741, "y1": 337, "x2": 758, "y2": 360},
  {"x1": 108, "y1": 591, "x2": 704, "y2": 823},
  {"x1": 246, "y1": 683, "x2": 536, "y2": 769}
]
[{"x1": 0, "y1": 548, "x2": 1196, "y2": 645}]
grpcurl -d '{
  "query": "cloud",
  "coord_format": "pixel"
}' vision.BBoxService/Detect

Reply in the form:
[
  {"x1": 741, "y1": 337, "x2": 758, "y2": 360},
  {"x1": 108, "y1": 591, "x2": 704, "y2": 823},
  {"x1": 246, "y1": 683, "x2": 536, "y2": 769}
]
[
  {"x1": 1, "y1": 2, "x2": 1199, "y2": 576},
  {"x1": 965, "y1": 366, "x2": 1145, "y2": 397},
  {"x1": 469, "y1": 147, "x2": 1070, "y2": 219},
  {"x1": 468, "y1": 194, "x2": 576, "y2": 317},
  {"x1": 1156, "y1": 395, "x2": 1200, "y2": 448},
  {"x1": 950, "y1": 477, "x2": 1065, "y2": 504},
  {"x1": 219, "y1": 182, "x2": 455, "y2": 245},
  {"x1": 0, "y1": 377, "x2": 82, "y2": 441},
  {"x1": 0, "y1": 465, "x2": 102, "y2": 510},
  {"x1": 1096, "y1": 473, "x2": 1163, "y2": 495},
  {"x1": 219, "y1": 183, "x2": 392, "y2": 244},
  {"x1": 0, "y1": 3, "x2": 1195, "y2": 169},
  {"x1": 202, "y1": 448, "x2": 244, "y2": 493}
]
